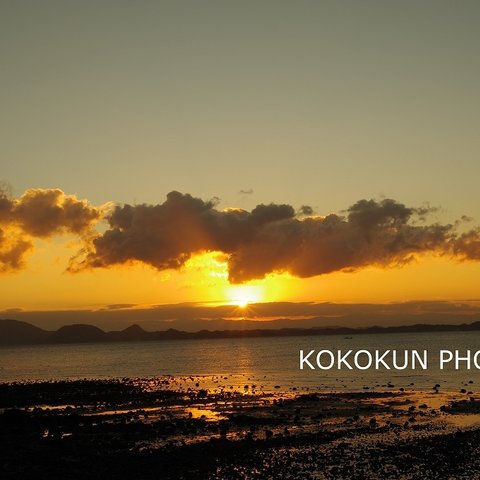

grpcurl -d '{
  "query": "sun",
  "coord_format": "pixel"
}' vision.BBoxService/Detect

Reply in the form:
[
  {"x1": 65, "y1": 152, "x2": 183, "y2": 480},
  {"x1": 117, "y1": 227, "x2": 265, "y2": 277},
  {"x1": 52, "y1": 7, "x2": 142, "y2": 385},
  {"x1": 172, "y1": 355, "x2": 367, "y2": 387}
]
[
  {"x1": 226, "y1": 285, "x2": 263, "y2": 308},
  {"x1": 236, "y1": 297, "x2": 250, "y2": 309}
]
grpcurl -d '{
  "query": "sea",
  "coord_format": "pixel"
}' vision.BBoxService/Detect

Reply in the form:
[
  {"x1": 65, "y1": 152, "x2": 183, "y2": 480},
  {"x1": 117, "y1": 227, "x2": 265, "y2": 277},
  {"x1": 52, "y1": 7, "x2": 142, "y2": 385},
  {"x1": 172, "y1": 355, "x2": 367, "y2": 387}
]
[{"x1": 1, "y1": 331, "x2": 479, "y2": 392}]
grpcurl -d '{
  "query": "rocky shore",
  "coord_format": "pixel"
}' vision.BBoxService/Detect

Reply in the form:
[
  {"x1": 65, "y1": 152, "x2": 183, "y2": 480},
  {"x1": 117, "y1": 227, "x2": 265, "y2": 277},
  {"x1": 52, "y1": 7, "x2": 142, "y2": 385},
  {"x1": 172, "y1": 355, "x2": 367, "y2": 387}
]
[{"x1": 1, "y1": 377, "x2": 480, "y2": 479}]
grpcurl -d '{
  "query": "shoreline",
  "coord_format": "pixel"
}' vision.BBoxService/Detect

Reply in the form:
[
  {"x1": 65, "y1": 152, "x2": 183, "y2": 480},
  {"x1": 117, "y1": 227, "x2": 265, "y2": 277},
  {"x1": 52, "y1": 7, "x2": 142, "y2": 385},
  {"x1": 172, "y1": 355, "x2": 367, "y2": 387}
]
[{"x1": 2, "y1": 377, "x2": 480, "y2": 478}]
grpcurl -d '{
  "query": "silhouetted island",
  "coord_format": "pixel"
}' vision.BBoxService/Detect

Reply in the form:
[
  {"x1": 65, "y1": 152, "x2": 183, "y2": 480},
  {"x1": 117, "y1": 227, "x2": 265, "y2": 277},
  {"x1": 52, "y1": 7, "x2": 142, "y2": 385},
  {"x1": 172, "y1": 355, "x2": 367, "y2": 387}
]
[{"x1": 1, "y1": 318, "x2": 480, "y2": 346}]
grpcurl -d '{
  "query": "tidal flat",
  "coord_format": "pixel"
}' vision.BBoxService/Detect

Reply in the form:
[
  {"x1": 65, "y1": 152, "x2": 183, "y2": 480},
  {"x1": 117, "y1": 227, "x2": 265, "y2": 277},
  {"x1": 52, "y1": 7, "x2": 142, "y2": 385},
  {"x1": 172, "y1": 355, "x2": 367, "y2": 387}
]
[{"x1": 1, "y1": 377, "x2": 480, "y2": 479}]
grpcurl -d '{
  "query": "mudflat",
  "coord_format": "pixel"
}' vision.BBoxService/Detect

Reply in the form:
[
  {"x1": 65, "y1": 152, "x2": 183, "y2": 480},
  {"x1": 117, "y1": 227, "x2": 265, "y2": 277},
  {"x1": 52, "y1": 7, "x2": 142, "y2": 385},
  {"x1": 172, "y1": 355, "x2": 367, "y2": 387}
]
[{"x1": 1, "y1": 377, "x2": 480, "y2": 479}]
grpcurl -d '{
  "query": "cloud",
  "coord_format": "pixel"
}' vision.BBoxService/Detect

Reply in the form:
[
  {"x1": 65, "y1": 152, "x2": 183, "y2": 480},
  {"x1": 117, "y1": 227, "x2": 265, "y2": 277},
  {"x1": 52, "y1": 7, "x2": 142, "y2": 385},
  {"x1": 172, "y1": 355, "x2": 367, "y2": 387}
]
[
  {"x1": 4, "y1": 300, "x2": 480, "y2": 331},
  {"x1": 2, "y1": 186, "x2": 480, "y2": 281},
  {"x1": 451, "y1": 228, "x2": 480, "y2": 260},
  {"x1": 71, "y1": 191, "x2": 480, "y2": 283},
  {"x1": 298, "y1": 205, "x2": 314, "y2": 216},
  {"x1": 12, "y1": 188, "x2": 101, "y2": 237},
  {"x1": 73, "y1": 191, "x2": 295, "y2": 273},
  {"x1": 0, "y1": 227, "x2": 33, "y2": 272},
  {"x1": 0, "y1": 186, "x2": 103, "y2": 273},
  {"x1": 239, "y1": 188, "x2": 254, "y2": 195},
  {"x1": 103, "y1": 303, "x2": 138, "y2": 310},
  {"x1": 228, "y1": 199, "x2": 453, "y2": 282}
]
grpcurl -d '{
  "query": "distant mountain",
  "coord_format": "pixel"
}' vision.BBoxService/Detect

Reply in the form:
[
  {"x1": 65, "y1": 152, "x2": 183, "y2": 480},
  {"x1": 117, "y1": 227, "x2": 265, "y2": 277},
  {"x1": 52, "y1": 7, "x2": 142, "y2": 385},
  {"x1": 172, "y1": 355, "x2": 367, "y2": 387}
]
[
  {"x1": 47, "y1": 324, "x2": 108, "y2": 344},
  {"x1": 0, "y1": 319, "x2": 49, "y2": 345},
  {"x1": 107, "y1": 324, "x2": 153, "y2": 342},
  {"x1": 1, "y1": 318, "x2": 480, "y2": 346}
]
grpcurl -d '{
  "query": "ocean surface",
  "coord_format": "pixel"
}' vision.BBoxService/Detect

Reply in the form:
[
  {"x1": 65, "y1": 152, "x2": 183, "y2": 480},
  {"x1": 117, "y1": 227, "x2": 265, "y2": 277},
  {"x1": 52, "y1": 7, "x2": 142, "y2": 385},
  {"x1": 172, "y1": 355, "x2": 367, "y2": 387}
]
[{"x1": 1, "y1": 331, "x2": 479, "y2": 392}]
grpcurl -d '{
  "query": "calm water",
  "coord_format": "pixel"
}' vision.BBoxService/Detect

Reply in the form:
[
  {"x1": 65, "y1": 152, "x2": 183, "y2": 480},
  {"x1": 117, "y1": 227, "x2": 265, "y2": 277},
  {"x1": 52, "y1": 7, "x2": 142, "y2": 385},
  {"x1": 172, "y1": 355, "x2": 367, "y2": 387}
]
[{"x1": 1, "y1": 331, "x2": 479, "y2": 391}]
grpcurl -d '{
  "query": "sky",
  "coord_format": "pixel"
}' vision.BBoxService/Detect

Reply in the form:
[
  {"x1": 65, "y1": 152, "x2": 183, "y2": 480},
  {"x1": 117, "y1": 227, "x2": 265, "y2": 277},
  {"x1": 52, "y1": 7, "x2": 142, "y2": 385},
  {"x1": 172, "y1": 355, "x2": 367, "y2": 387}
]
[{"x1": 1, "y1": 1, "x2": 480, "y2": 323}]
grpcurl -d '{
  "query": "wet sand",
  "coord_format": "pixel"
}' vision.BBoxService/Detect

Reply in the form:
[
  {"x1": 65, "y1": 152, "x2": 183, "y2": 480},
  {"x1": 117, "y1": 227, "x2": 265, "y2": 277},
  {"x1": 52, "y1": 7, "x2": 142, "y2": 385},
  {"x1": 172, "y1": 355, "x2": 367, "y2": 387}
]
[{"x1": 1, "y1": 376, "x2": 480, "y2": 479}]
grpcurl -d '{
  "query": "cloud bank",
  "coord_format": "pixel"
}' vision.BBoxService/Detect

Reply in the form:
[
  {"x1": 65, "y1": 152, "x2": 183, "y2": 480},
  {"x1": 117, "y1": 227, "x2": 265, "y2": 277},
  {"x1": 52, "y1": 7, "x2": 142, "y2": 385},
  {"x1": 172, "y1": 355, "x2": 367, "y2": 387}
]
[
  {"x1": 4, "y1": 300, "x2": 480, "y2": 332},
  {"x1": 2, "y1": 187, "x2": 480, "y2": 281},
  {"x1": 73, "y1": 191, "x2": 479, "y2": 283}
]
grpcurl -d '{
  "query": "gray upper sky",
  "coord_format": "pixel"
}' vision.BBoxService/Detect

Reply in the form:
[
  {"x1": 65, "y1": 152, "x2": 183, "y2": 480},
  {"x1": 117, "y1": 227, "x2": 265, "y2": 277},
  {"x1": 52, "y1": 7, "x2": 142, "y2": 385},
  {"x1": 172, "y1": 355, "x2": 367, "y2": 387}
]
[{"x1": 2, "y1": 1, "x2": 479, "y2": 221}]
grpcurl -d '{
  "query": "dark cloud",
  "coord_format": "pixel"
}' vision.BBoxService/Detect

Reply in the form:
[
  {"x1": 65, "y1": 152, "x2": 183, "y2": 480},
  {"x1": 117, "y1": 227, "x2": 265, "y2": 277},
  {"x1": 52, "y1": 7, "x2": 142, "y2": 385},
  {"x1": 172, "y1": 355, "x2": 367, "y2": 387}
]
[
  {"x1": 0, "y1": 227, "x2": 33, "y2": 272},
  {"x1": 298, "y1": 205, "x2": 314, "y2": 216},
  {"x1": 228, "y1": 199, "x2": 453, "y2": 282},
  {"x1": 72, "y1": 191, "x2": 480, "y2": 283},
  {"x1": 74, "y1": 191, "x2": 295, "y2": 273},
  {"x1": 0, "y1": 188, "x2": 14, "y2": 223},
  {"x1": 12, "y1": 188, "x2": 101, "y2": 237},
  {"x1": 0, "y1": 187, "x2": 102, "y2": 273},
  {"x1": 0, "y1": 188, "x2": 32, "y2": 271},
  {"x1": 2, "y1": 186, "x2": 480, "y2": 281},
  {"x1": 451, "y1": 228, "x2": 480, "y2": 260},
  {"x1": 239, "y1": 188, "x2": 254, "y2": 195}
]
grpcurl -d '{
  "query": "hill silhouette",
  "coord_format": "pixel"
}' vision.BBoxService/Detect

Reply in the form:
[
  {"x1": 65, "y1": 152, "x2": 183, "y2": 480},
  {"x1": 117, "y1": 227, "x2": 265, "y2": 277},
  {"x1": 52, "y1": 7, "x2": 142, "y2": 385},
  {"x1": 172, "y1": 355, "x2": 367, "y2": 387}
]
[
  {"x1": 0, "y1": 319, "x2": 49, "y2": 345},
  {"x1": 1, "y1": 318, "x2": 480, "y2": 346},
  {"x1": 47, "y1": 324, "x2": 108, "y2": 343}
]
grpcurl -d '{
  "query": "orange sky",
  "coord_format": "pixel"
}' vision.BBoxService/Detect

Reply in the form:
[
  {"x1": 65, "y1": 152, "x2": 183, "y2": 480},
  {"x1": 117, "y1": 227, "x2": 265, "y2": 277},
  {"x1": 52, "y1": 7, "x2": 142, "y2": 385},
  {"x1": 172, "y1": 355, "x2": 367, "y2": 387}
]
[{"x1": 1, "y1": 237, "x2": 479, "y2": 312}]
